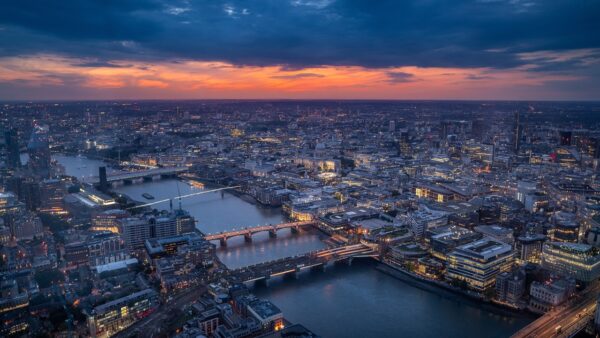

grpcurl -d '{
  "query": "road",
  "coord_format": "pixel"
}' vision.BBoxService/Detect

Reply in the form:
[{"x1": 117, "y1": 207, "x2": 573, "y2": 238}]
[
  {"x1": 512, "y1": 283, "x2": 600, "y2": 338},
  {"x1": 114, "y1": 285, "x2": 206, "y2": 338}
]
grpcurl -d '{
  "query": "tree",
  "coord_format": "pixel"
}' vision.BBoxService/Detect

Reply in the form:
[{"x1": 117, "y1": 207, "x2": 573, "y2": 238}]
[
  {"x1": 39, "y1": 214, "x2": 69, "y2": 234},
  {"x1": 35, "y1": 269, "x2": 65, "y2": 289}
]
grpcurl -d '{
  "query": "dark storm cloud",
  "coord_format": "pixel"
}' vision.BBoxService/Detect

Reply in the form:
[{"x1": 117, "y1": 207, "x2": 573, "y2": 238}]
[
  {"x1": 75, "y1": 61, "x2": 130, "y2": 68},
  {"x1": 385, "y1": 72, "x2": 416, "y2": 83},
  {"x1": 0, "y1": 0, "x2": 599, "y2": 71}
]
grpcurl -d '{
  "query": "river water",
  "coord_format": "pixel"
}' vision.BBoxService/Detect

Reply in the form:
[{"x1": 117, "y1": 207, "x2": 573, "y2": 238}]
[{"x1": 54, "y1": 155, "x2": 533, "y2": 337}]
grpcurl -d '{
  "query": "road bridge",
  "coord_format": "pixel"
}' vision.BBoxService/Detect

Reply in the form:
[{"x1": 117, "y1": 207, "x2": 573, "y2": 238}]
[
  {"x1": 203, "y1": 221, "x2": 316, "y2": 246},
  {"x1": 83, "y1": 166, "x2": 188, "y2": 185},
  {"x1": 228, "y1": 244, "x2": 377, "y2": 283}
]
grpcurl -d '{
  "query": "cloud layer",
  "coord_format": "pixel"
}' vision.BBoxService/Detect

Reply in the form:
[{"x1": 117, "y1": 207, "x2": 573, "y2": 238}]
[{"x1": 0, "y1": 0, "x2": 598, "y2": 100}]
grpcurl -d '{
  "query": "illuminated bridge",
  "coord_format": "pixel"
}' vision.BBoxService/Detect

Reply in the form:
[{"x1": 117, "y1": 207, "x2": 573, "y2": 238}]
[
  {"x1": 229, "y1": 244, "x2": 377, "y2": 283},
  {"x1": 84, "y1": 166, "x2": 189, "y2": 185},
  {"x1": 511, "y1": 283, "x2": 600, "y2": 338},
  {"x1": 202, "y1": 221, "x2": 316, "y2": 246}
]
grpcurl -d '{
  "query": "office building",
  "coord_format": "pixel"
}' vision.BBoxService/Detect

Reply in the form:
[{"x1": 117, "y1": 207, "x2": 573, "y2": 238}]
[
  {"x1": 98, "y1": 166, "x2": 108, "y2": 192},
  {"x1": 87, "y1": 231, "x2": 129, "y2": 267},
  {"x1": 551, "y1": 212, "x2": 580, "y2": 243},
  {"x1": 560, "y1": 131, "x2": 572, "y2": 146},
  {"x1": 528, "y1": 279, "x2": 575, "y2": 313},
  {"x1": 425, "y1": 225, "x2": 482, "y2": 261},
  {"x1": 0, "y1": 278, "x2": 29, "y2": 314},
  {"x1": 91, "y1": 209, "x2": 130, "y2": 233},
  {"x1": 39, "y1": 178, "x2": 66, "y2": 214},
  {"x1": 541, "y1": 242, "x2": 600, "y2": 282},
  {"x1": 516, "y1": 234, "x2": 545, "y2": 264},
  {"x1": 87, "y1": 289, "x2": 159, "y2": 338},
  {"x1": 27, "y1": 124, "x2": 51, "y2": 178},
  {"x1": 247, "y1": 299, "x2": 284, "y2": 331},
  {"x1": 10, "y1": 211, "x2": 43, "y2": 241},
  {"x1": 495, "y1": 269, "x2": 526, "y2": 305},
  {"x1": 120, "y1": 210, "x2": 195, "y2": 250},
  {"x1": 4, "y1": 129, "x2": 21, "y2": 169},
  {"x1": 447, "y1": 238, "x2": 515, "y2": 291},
  {"x1": 474, "y1": 225, "x2": 514, "y2": 246},
  {"x1": 64, "y1": 242, "x2": 90, "y2": 268},
  {"x1": 514, "y1": 111, "x2": 522, "y2": 153}
]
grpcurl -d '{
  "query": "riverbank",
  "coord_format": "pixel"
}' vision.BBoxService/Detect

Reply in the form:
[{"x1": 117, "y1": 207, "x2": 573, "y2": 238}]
[
  {"x1": 185, "y1": 176, "x2": 282, "y2": 210},
  {"x1": 376, "y1": 262, "x2": 537, "y2": 319}
]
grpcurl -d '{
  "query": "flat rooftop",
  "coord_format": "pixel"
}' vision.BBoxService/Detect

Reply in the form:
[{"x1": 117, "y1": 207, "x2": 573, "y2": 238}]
[{"x1": 454, "y1": 238, "x2": 512, "y2": 260}]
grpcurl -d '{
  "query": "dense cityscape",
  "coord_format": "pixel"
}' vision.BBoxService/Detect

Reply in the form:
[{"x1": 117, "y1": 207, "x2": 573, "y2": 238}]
[
  {"x1": 0, "y1": 101, "x2": 598, "y2": 337},
  {"x1": 1, "y1": 0, "x2": 600, "y2": 337}
]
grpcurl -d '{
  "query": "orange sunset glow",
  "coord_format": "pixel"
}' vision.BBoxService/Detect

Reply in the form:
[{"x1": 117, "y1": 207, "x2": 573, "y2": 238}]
[
  {"x1": 0, "y1": 0, "x2": 598, "y2": 100},
  {"x1": 0, "y1": 54, "x2": 585, "y2": 100}
]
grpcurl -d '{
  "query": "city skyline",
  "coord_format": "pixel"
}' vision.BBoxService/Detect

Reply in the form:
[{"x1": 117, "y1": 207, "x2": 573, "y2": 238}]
[
  {"x1": 3, "y1": 2, "x2": 600, "y2": 338},
  {"x1": 1, "y1": 1, "x2": 599, "y2": 100}
]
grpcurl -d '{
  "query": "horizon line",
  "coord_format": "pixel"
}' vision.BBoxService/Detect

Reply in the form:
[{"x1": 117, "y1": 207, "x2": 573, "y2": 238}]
[{"x1": 2, "y1": 98, "x2": 600, "y2": 103}]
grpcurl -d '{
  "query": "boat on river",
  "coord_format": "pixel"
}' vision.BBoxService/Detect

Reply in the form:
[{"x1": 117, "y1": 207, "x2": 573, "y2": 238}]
[{"x1": 142, "y1": 193, "x2": 155, "y2": 200}]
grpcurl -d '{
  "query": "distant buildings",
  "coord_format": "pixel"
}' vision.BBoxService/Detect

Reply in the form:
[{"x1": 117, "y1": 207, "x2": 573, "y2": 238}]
[{"x1": 5, "y1": 100, "x2": 600, "y2": 336}]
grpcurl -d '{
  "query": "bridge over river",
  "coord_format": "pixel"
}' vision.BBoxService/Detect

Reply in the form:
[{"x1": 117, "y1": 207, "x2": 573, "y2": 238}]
[
  {"x1": 202, "y1": 221, "x2": 316, "y2": 246},
  {"x1": 228, "y1": 243, "x2": 378, "y2": 284},
  {"x1": 83, "y1": 166, "x2": 189, "y2": 185}
]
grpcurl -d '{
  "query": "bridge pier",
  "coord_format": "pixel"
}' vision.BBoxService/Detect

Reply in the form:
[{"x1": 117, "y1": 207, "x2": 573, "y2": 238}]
[
  {"x1": 291, "y1": 226, "x2": 299, "y2": 234},
  {"x1": 346, "y1": 257, "x2": 354, "y2": 266},
  {"x1": 219, "y1": 238, "x2": 227, "y2": 247},
  {"x1": 244, "y1": 233, "x2": 253, "y2": 243},
  {"x1": 294, "y1": 267, "x2": 302, "y2": 279},
  {"x1": 269, "y1": 229, "x2": 277, "y2": 238}
]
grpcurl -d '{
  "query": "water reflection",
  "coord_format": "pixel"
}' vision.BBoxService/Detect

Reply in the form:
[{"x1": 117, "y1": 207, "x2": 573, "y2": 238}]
[{"x1": 254, "y1": 260, "x2": 533, "y2": 338}]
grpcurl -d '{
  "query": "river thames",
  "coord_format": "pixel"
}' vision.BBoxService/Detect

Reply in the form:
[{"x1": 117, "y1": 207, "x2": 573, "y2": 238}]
[{"x1": 54, "y1": 155, "x2": 534, "y2": 337}]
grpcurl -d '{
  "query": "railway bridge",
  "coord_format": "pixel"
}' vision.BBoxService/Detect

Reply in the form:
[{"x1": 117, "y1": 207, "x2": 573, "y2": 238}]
[{"x1": 202, "y1": 221, "x2": 316, "y2": 246}]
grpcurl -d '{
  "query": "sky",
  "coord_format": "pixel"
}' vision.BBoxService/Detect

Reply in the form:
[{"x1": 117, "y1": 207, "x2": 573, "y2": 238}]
[{"x1": 0, "y1": 0, "x2": 599, "y2": 101}]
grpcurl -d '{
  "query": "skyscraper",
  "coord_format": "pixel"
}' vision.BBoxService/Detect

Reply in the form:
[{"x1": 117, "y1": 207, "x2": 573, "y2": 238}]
[
  {"x1": 98, "y1": 166, "x2": 108, "y2": 192},
  {"x1": 4, "y1": 129, "x2": 20, "y2": 170},
  {"x1": 27, "y1": 124, "x2": 51, "y2": 178},
  {"x1": 559, "y1": 131, "x2": 572, "y2": 146},
  {"x1": 514, "y1": 111, "x2": 522, "y2": 153}
]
